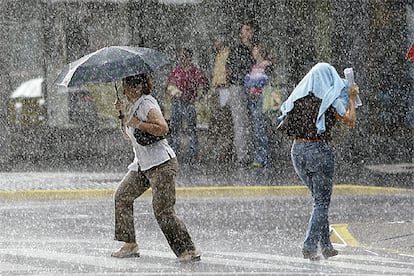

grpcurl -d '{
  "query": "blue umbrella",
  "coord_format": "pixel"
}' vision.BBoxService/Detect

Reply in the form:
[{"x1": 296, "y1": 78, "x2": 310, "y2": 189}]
[{"x1": 54, "y1": 46, "x2": 172, "y2": 87}]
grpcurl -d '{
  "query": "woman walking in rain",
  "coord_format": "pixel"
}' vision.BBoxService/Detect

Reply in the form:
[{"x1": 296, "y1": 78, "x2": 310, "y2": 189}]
[
  {"x1": 278, "y1": 63, "x2": 359, "y2": 261},
  {"x1": 112, "y1": 73, "x2": 200, "y2": 262}
]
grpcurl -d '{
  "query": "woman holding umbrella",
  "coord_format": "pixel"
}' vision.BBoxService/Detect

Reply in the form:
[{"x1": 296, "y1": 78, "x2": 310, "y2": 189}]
[{"x1": 112, "y1": 73, "x2": 200, "y2": 262}]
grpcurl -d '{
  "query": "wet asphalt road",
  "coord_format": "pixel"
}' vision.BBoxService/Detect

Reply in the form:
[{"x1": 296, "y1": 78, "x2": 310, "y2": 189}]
[{"x1": 0, "y1": 192, "x2": 413, "y2": 275}]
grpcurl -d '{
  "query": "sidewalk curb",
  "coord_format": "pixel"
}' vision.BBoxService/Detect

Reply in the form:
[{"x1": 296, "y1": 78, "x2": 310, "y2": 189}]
[{"x1": 0, "y1": 184, "x2": 412, "y2": 199}]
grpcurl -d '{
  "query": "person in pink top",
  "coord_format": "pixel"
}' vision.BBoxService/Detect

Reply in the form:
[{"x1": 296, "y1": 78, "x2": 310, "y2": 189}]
[
  {"x1": 407, "y1": 42, "x2": 414, "y2": 128},
  {"x1": 166, "y1": 47, "x2": 209, "y2": 163},
  {"x1": 407, "y1": 42, "x2": 414, "y2": 62}
]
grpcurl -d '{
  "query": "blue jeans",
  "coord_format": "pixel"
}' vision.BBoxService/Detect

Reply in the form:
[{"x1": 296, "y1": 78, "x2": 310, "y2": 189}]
[
  {"x1": 291, "y1": 141, "x2": 335, "y2": 252},
  {"x1": 169, "y1": 100, "x2": 198, "y2": 159},
  {"x1": 248, "y1": 94, "x2": 269, "y2": 165}
]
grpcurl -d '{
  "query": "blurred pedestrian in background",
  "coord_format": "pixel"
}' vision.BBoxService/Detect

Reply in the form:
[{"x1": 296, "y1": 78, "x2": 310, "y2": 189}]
[
  {"x1": 226, "y1": 21, "x2": 257, "y2": 166},
  {"x1": 211, "y1": 35, "x2": 230, "y2": 108},
  {"x1": 209, "y1": 34, "x2": 233, "y2": 163},
  {"x1": 406, "y1": 42, "x2": 414, "y2": 128},
  {"x1": 166, "y1": 47, "x2": 209, "y2": 164},
  {"x1": 112, "y1": 73, "x2": 200, "y2": 262},
  {"x1": 407, "y1": 41, "x2": 414, "y2": 62},
  {"x1": 244, "y1": 43, "x2": 272, "y2": 167},
  {"x1": 278, "y1": 63, "x2": 359, "y2": 261}
]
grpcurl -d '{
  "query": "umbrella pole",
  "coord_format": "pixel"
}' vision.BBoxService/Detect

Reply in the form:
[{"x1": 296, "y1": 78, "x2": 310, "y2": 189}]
[{"x1": 114, "y1": 83, "x2": 124, "y2": 127}]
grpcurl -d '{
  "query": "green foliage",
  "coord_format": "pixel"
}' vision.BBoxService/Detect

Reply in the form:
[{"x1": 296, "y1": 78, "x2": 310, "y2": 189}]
[
  {"x1": 83, "y1": 83, "x2": 120, "y2": 127},
  {"x1": 9, "y1": 98, "x2": 46, "y2": 127}
]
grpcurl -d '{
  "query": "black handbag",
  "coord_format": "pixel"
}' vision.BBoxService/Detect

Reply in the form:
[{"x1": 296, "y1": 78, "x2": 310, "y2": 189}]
[
  {"x1": 131, "y1": 97, "x2": 168, "y2": 146},
  {"x1": 133, "y1": 128, "x2": 166, "y2": 146}
]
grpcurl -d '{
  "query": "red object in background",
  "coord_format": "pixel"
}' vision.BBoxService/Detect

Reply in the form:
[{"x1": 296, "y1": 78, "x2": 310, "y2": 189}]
[{"x1": 407, "y1": 42, "x2": 414, "y2": 62}]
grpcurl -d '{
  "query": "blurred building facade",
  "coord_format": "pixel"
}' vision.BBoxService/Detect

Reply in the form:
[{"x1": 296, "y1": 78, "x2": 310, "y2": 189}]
[{"x1": 0, "y1": 0, "x2": 412, "y2": 171}]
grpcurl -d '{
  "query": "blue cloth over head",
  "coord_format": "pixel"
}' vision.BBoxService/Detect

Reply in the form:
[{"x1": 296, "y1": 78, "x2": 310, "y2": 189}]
[{"x1": 278, "y1": 63, "x2": 350, "y2": 134}]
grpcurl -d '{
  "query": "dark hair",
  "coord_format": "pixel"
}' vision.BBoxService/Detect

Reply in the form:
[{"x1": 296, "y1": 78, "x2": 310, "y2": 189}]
[
  {"x1": 180, "y1": 47, "x2": 193, "y2": 59},
  {"x1": 214, "y1": 34, "x2": 227, "y2": 45},
  {"x1": 240, "y1": 20, "x2": 258, "y2": 33},
  {"x1": 255, "y1": 43, "x2": 270, "y2": 60},
  {"x1": 239, "y1": 20, "x2": 259, "y2": 44},
  {"x1": 123, "y1": 74, "x2": 152, "y2": 95}
]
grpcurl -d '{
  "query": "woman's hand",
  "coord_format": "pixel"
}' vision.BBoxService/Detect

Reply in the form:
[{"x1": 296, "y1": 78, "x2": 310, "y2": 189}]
[
  {"x1": 335, "y1": 84, "x2": 358, "y2": 128},
  {"x1": 347, "y1": 84, "x2": 359, "y2": 103},
  {"x1": 126, "y1": 116, "x2": 142, "y2": 129},
  {"x1": 114, "y1": 98, "x2": 125, "y2": 114}
]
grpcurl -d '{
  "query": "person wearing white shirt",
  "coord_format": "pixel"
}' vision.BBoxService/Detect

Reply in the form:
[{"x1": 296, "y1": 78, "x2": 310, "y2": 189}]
[{"x1": 112, "y1": 73, "x2": 200, "y2": 262}]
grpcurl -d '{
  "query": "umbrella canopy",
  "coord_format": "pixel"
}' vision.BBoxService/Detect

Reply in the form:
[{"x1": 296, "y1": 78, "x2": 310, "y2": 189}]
[
  {"x1": 11, "y1": 78, "x2": 43, "y2": 98},
  {"x1": 54, "y1": 46, "x2": 172, "y2": 87}
]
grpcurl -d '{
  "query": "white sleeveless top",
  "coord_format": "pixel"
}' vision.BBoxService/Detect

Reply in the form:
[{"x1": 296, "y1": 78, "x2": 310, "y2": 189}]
[{"x1": 125, "y1": 95, "x2": 176, "y2": 171}]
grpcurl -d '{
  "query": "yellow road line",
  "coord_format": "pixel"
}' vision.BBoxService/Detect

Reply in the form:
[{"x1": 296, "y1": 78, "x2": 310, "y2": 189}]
[
  {"x1": 332, "y1": 184, "x2": 412, "y2": 195},
  {"x1": 331, "y1": 224, "x2": 360, "y2": 247},
  {"x1": 331, "y1": 223, "x2": 414, "y2": 257},
  {"x1": 0, "y1": 184, "x2": 411, "y2": 200},
  {"x1": 0, "y1": 189, "x2": 114, "y2": 200},
  {"x1": 176, "y1": 185, "x2": 308, "y2": 197}
]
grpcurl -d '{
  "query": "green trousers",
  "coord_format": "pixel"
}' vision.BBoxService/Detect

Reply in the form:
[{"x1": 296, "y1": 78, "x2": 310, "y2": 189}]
[{"x1": 114, "y1": 158, "x2": 196, "y2": 256}]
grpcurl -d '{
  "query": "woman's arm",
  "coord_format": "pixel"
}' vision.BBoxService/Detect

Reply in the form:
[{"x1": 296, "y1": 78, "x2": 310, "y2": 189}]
[
  {"x1": 335, "y1": 84, "x2": 359, "y2": 128},
  {"x1": 127, "y1": 108, "x2": 169, "y2": 136}
]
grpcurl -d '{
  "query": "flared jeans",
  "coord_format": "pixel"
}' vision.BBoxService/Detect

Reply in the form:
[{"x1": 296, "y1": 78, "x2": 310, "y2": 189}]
[
  {"x1": 170, "y1": 100, "x2": 198, "y2": 160},
  {"x1": 247, "y1": 93, "x2": 269, "y2": 166},
  {"x1": 114, "y1": 158, "x2": 196, "y2": 257},
  {"x1": 291, "y1": 141, "x2": 335, "y2": 252}
]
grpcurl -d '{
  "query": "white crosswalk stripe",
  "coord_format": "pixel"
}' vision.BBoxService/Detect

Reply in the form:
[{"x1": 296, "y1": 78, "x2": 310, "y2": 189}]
[
  {"x1": 0, "y1": 262, "x2": 42, "y2": 272},
  {"x1": 0, "y1": 247, "x2": 413, "y2": 274},
  {"x1": 213, "y1": 251, "x2": 414, "y2": 274},
  {"x1": 0, "y1": 248, "x2": 173, "y2": 273}
]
